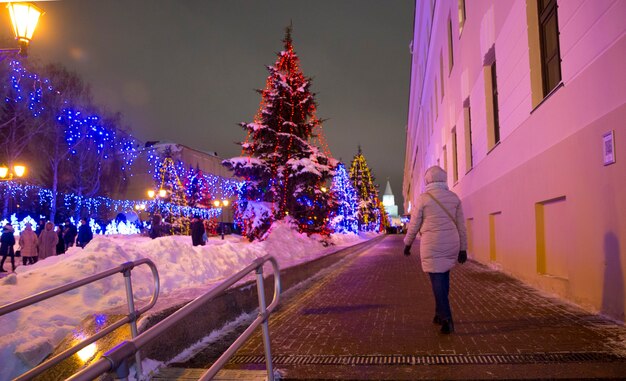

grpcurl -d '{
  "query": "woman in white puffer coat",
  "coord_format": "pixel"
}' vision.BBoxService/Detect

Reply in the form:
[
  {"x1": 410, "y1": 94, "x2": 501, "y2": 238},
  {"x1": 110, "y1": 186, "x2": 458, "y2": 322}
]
[{"x1": 404, "y1": 165, "x2": 467, "y2": 334}]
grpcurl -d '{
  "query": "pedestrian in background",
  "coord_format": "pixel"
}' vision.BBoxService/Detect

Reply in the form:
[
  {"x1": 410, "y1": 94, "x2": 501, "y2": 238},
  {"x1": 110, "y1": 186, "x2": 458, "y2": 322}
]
[
  {"x1": 0, "y1": 223, "x2": 16, "y2": 272},
  {"x1": 190, "y1": 216, "x2": 206, "y2": 246},
  {"x1": 35, "y1": 218, "x2": 46, "y2": 236},
  {"x1": 149, "y1": 214, "x2": 163, "y2": 239},
  {"x1": 63, "y1": 219, "x2": 77, "y2": 251},
  {"x1": 55, "y1": 225, "x2": 66, "y2": 255},
  {"x1": 76, "y1": 218, "x2": 93, "y2": 248},
  {"x1": 38, "y1": 222, "x2": 58, "y2": 261},
  {"x1": 403, "y1": 165, "x2": 467, "y2": 334},
  {"x1": 19, "y1": 222, "x2": 38, "y2": 266}
]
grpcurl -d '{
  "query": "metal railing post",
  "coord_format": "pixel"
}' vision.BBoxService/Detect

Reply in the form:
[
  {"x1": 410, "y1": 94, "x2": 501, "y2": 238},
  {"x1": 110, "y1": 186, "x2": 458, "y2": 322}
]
[
  {"x1": 255, "y1": 265, "x2": 274, "y2": 381},
  {"x1": 122, "y1": 263, "x2": 143, "y2": 379},
  {"x1": 69, "y1": 255, "x2": 281, "y2": 381}
]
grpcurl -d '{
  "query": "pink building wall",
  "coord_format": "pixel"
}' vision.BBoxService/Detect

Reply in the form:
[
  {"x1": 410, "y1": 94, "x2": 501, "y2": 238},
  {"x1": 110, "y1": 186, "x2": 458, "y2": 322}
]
[{"x1": 403, "y1": 0, "x2": 626, "y2": 321}]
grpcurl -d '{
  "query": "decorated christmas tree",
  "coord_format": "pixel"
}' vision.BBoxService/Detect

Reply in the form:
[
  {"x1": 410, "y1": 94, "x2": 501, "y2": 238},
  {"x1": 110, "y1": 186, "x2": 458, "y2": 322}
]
[
  {"x1": 349, "y1": 146, "x2": 380, "y2": 231},
  {"x1": 224, "y1": 26, "x2": 337, "y2": 240},
  {"x1": 379, "y1": 201, "x2": 390, "y2": 232},
  {"x1": 154, "y1": 151, "x2": 190, "y2": 235},
  {"x1": 185, "y1": 165, "x2": 212, "y2": 209},
  {"x1": 329, "y1": 162, "x2": 358, "y2": 234}
]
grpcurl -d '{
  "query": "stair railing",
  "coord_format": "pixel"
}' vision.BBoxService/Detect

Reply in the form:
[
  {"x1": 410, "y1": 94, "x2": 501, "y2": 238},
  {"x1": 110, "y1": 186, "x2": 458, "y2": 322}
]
[
  {"x1": 0, "y1": 258, "x2": 160, "y2": 381},
  {"x1": 68, "y1": 254, "x2": 281, "y2": 381}
]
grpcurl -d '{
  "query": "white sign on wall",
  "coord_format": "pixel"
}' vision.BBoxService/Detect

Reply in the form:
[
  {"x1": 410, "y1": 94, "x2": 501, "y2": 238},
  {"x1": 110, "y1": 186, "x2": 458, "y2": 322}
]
[{"x1": 603, "y1": 130, "x2": 616, "y2": 166}]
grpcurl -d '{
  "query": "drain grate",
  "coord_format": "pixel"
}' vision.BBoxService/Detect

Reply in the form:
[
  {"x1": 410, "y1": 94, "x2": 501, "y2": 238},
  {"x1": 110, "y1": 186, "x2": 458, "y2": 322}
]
[{"x1": 229, "y1": 352, "x2": 625, "y2": 366}]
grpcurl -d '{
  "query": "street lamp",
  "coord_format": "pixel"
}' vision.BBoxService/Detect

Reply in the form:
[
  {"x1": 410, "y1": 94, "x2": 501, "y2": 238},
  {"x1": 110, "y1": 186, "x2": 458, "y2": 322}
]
[
  {"x1": 0, "y1": 163, "x2": 26, "y2": 181},
  {"x1": 147, "y1": 189, "x2": 168, "y2": 199},
  {"x1": 213, "y1": 199, "x2": 229, "y2": 240},
  {"x1": 4, "y1": 2, "x2": 43, "y2": 57}
]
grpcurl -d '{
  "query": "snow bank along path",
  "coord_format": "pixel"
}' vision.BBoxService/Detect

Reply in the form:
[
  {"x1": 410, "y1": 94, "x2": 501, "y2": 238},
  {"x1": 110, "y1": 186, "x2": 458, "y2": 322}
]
[{"x1": 0, "y1": 221, "x2": 375, "y2": 380}]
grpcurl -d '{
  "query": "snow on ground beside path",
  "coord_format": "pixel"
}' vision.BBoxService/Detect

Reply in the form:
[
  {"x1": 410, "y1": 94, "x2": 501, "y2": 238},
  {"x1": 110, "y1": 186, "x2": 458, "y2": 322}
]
[{"x1": 0, "y1": 220, "x2": 376, "y2": 380}]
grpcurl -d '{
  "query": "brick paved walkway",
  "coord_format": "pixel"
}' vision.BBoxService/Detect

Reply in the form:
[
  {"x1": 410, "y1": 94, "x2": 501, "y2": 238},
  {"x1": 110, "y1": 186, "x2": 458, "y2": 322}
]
[{"x1": 181, "y1": 235, "x2": 626, "y2": 380}]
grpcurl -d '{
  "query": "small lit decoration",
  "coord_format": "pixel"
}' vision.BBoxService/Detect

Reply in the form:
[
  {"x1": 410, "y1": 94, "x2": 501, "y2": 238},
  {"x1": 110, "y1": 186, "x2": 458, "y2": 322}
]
[{"x1": 349, "y1": 146, "x2": 381, "y2": 232}]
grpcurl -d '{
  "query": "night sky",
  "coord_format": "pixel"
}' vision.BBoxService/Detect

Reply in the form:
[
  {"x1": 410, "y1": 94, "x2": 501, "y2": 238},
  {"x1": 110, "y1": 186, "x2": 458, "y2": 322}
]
[{"x1": 5, "y1": 0, "x2": 414, "y2": 213}]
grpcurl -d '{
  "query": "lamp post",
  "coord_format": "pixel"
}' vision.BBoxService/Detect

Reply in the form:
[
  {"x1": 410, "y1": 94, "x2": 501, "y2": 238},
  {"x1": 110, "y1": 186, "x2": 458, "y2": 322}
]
[
  {"x1": 213, "y1": 199, "x2": 229, "y2": 240},
  {"x1": 0, "y1": 163, "x2": 26, "y2": 215},
  {"x1": 0, "y1": 164, "x2": 26, "y2": 181},
  {"x1": 3, "y1": 2, "x2": 43, "y2": 57}
]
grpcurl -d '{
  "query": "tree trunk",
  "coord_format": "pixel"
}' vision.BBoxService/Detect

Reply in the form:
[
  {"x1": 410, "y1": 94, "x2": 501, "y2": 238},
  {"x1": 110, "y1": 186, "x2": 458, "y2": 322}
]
[{"x1": 49, "y1": 164, "x2": 59, "y2": 223}]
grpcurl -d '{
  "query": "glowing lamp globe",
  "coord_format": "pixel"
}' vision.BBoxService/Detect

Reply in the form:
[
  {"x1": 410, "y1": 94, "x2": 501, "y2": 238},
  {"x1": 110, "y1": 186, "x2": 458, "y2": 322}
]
[
  {"x1": 13, "y1": 165, "x2": 25, "y2": 177},
  {"x1": 213, "y1": 200, "x2": 220, "y2": 208},
  {"x1": 158, "y1": 189, "x2": 167, "y2": 198},
  {"x1": 0, "y1": 166, "x2": 8, "y2": 178},
  {"x1": 222, "y1": 200, "x2": 229, "y2": 207},
  {"x1": 147, "y1": 190, "x2": 155, "y2": 198},
  {"x1": 7, "y1": 2, "x2": 43, "y2": 56}
]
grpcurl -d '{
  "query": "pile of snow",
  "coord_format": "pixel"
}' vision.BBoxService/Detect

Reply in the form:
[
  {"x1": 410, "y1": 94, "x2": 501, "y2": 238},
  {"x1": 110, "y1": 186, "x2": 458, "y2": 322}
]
[{"x1": 0, "y1": 221, "x2": 376, "y2": 380}]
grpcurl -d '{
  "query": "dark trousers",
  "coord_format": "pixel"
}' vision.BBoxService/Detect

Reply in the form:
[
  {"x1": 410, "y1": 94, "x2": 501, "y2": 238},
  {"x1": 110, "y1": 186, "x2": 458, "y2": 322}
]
[
  {"x1": 22, "y1": 256, "x2": 38, "y2": 266},
  {"x1": 0, "y1": 252, "x2": 15, "y2": 271},
  {"x1": 429, "y1": 271, "x2": 452, "y2": 321}
]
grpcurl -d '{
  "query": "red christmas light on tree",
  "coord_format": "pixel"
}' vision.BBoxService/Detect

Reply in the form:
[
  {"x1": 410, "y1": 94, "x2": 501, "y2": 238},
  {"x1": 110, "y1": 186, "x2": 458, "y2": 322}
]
[{"x1": 224, "y1": 25, "x2": 337, "y2": 240}]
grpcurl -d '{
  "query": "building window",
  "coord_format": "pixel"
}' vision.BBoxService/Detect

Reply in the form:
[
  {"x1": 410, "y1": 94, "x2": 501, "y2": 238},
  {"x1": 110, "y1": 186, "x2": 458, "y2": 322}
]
[
  {"x1": 440, "y1": 51, "x2": 445, "y2": 100},
  {"x1": 434, "y1": 83, "x2": 439, "y2": 118},
  {"x1": 452, "y1": 127, "x2": 459, "y2": 183},
  {"x1": 527, "y1": 0, "x2": 562, "y2": 106},
  {"x1": 448, "y1": 18, "x2": 454, "y2": 73},
  {"x1": 463, "y1": 98, "x2": 473, "y2": 172},
  {"x1": 539, "y1": 0, "x2": 561, "y2": 96},
  {"x1": 458, "y1": 0, "x2": 466, "y2": 34},
  {"x1": 484, "y1": 59, "x2": 500, "y2": 150}
]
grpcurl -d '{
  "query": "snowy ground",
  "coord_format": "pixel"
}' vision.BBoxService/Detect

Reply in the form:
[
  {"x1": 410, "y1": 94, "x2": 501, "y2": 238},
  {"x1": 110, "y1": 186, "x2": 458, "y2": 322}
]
[{"x1": 0, "y1": 221, "x2": 376, "y2": 380}]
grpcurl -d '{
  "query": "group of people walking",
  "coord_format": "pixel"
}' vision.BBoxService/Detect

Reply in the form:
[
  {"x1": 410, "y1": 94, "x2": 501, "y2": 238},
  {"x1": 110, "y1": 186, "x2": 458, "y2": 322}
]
[{"x1": 0, "y1": 218, "x2": 93, "y2": 273}]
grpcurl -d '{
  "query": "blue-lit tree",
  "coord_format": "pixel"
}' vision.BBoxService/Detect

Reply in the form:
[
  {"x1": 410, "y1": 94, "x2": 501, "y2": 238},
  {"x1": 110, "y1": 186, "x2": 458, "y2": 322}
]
[
  {"x1": 224, "y1": 26, "x2": 337, "y2": 240},
  {"x1": 0, "y1": 60, "x2": 140, "y2": 221},
  {"x1": 34, "y1": 64, "x2": 92, "y2": 221},
  {"x1": 0, "y1": 60, "x2": 55, "y2": 216},
  {"x1": 329, "y1": 163, "x2": 358, "y2": 234}
]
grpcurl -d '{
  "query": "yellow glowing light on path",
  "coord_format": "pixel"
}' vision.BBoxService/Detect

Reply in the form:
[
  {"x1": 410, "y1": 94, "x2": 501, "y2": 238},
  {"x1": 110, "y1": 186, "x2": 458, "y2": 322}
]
[
  {"x1": 222, "y1": 200, "x2": 229, "y2": 207},
  {"x1": 0, "y1": 166, "x2": 8, "y2": 178},
  {"x1": 147, "y1": 190, "x2": 155, "y2": 198},
  {"x1": 77, "y1": 342, "x2": 97, "y2": 362},
  {"x1": 158, "y1": 189, "x2": 167, "y2": 198}
]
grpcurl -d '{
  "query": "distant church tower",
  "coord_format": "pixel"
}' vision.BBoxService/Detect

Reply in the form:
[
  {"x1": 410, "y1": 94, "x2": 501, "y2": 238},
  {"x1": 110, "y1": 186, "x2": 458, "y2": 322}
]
[{"x1": 382, "y1": 180, "x2": 398, "y2": 217}]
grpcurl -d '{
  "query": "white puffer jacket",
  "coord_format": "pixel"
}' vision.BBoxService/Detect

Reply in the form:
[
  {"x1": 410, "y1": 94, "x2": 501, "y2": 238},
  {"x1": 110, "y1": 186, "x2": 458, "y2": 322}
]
[{"x1": 404, "y1": 166, "x2": 467, "y2": 273}]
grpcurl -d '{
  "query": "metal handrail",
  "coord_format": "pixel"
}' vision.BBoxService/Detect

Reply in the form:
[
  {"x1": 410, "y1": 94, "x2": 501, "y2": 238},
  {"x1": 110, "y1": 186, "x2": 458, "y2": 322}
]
[
  {"x1": 68, "y1": 254, "x2": 281, "y2": 381},
  {"x1": 0, "y1": 258, "x2": 160, "y2": 381}
]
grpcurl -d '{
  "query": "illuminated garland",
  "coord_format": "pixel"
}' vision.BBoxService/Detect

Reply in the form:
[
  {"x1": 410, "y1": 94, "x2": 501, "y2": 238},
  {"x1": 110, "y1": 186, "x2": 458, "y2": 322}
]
[
  {"x1": 147, "y1": 149, "x2": 240, "y2": 200},
  {"x1": 4, "y1": 60, "x2": 140, "y2": 176},
  {"x1": 0, "y1": 181, "x2": 221, "y2": 221}
]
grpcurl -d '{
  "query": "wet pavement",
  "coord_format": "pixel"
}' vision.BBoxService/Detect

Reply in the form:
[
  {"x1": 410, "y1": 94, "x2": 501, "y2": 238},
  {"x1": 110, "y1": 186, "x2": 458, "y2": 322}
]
[{"x1": 173, "y1": 234, "x2": 626, "y2": 380}]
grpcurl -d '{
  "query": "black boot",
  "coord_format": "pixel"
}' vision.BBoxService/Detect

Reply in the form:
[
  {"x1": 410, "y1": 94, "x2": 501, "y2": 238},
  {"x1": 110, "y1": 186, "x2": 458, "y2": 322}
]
[
  {"x1": 433, "y1": 315, "x2": 443, "y2": 325},
  {"x1": 440, "y1": 319, "x2": 454, "y2": 334}
]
